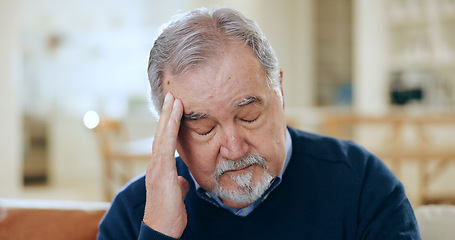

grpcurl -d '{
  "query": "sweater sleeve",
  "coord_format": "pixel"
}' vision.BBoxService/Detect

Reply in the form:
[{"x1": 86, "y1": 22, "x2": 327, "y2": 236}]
[
  {"x1": 138, "y1": 222, "x2": 182, "y2": 240},
  {"x1": 356, "y1": 154, "x2": 421, "y2": 240}
]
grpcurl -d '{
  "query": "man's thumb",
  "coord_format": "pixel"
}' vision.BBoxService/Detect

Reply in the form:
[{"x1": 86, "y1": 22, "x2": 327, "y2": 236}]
[{"x1": 178, "y1": 176, "x2": 190, "y2": 201}]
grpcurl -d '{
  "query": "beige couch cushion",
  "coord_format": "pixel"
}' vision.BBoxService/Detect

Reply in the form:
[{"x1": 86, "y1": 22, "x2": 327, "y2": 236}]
[{"x1": 415, "y1": 205, "x2": 455, "y2": 240}]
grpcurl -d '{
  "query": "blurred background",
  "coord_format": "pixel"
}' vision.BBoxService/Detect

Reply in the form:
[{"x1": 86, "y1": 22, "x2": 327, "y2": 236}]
[{"x1": 1, "y1": 0, "x2": 454, "y2": 207}]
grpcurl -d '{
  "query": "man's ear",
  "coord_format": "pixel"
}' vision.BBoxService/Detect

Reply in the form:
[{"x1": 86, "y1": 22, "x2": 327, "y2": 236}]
[{"x1": 279, "y1": 69, "x2": 285, "y2": 108}]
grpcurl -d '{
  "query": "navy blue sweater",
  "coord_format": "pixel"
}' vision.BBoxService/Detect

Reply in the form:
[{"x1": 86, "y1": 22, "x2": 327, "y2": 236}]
[{"x1": 98, "y1": 127, "x2": 420, "y2": 239}]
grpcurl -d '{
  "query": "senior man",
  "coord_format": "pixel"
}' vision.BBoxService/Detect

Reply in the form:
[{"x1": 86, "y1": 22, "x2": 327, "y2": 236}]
[{"x1": 98, "y1": 7, "x2": 420, "y2": 240}]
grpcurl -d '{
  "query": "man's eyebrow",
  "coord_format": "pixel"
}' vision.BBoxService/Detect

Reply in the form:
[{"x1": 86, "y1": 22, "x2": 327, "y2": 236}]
[
  {"x1": 182, "y1": 112, "x2": 211, "y2": 121},
  {"x1": 235, "y1": 96, "x2": 262, "y2": 108}
]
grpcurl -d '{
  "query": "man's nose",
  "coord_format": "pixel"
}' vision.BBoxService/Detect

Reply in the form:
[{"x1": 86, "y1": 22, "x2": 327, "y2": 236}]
[{"x1": 219, "y1": 125, "x2": 248, "y2": 161}]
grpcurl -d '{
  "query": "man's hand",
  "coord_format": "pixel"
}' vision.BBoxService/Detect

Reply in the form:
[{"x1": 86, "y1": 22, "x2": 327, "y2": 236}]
[{"x1": 143, "y1": 92, "x2": 190, "y2": 238}]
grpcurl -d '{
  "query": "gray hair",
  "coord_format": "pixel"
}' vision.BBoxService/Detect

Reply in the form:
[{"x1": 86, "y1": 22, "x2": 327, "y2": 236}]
[{"x1": 147, "y1": 7, "x2": 281, "y2": 117}]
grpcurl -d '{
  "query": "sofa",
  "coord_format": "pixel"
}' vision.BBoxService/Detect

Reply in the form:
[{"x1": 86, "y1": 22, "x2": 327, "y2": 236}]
[
  {"x1": 415, "y1": 204, "x2": 455, "y2": 240},
  {"x1": 1, "y1": 198, "x2": 454, "y2": 240},
  {"x1": 0, "y1": 198, "x2": 109, "y2": 240}
]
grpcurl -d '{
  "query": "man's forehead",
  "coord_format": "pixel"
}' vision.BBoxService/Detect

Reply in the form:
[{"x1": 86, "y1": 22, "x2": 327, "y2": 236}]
[{"x1": 161, "y1": 44, "x2": 270, "y2": 120}]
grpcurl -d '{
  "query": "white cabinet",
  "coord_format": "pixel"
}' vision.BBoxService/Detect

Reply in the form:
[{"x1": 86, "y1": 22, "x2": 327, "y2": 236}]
[{"x1": 387, "y1": 0, "x2": 455, "y2": 107}]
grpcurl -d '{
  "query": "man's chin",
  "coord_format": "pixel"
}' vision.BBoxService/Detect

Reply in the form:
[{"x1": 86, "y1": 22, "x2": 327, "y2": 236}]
[{"x1": 212, "y1": 169, "x2": 274, "y2": 206}]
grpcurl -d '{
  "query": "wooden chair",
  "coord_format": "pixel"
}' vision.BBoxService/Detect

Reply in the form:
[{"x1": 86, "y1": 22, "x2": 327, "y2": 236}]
[{"x1": 91, "y1": 118, "x2": 152, "y2": 201}]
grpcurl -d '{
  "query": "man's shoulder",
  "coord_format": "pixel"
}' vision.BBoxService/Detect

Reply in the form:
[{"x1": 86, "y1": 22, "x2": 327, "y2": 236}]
[
  {"x1": 114, "y1": 173, "x2": 147, "y2": 209},
  {"x1": 288, "y1": 127, "x2": 371, "y2": 163},
  {"x1": 287, "y1": 127, "x2": 385, "y2": 181}
]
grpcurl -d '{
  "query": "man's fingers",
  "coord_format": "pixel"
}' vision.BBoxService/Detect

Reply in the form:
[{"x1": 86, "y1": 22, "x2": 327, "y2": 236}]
[
  {"x1": 152, "y1": 92, "x2": 183, "y2": 158},
  {"x1": 155, "y1": 92, "x2": 174, "y2": 137},
  {"x1": 167, "y1": 98, "x2": 183, "y2": 140}
]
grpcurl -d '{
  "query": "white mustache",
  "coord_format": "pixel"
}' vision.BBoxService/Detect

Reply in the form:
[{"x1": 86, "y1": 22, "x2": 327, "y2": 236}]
[{"x1": 214, "y1": 154, "x2": 267, "y2": 180}]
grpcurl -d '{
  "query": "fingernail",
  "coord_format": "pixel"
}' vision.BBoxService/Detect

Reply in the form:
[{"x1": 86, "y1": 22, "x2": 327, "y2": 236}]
[
  {"x1": 164, "y1": 92, "x2": 172, "y2": 103},
  {"x1": 173, "y1": 98, "x2": 181, "y2": 108}
]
